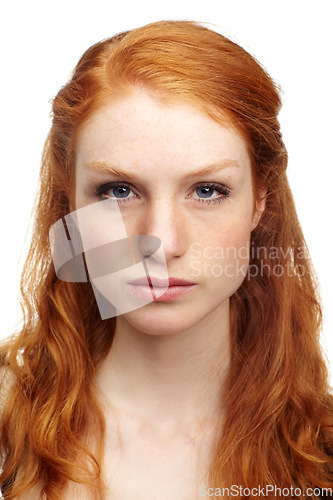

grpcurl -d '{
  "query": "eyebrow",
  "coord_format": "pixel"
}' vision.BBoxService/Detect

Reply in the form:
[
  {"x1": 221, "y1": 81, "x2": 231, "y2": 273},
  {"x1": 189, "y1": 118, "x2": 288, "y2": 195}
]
[{"x1": 84, "y1": 159, "x2": 240, "y2": 180}]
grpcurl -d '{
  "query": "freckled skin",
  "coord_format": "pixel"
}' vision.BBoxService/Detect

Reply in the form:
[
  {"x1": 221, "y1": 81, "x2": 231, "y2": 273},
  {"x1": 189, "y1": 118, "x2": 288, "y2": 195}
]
[{"x1": 75, "y1": 88, "x2": 264, "y2": 336}]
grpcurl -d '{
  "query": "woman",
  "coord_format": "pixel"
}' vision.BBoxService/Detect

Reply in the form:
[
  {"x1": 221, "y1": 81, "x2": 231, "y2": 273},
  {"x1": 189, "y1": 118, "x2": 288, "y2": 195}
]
[{"x1": 1, "y1": 20, "x2": 332, "y2": 499}]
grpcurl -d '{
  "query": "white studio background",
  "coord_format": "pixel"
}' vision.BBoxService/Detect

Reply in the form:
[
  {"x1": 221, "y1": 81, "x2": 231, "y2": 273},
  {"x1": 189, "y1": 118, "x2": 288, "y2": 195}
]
[{"x1": 0, "y1": 0, "x2": 332, "y2": 384}]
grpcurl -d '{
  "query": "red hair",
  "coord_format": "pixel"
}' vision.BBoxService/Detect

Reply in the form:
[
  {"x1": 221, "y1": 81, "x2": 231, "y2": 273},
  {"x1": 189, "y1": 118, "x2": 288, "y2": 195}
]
[{"x1": 1, "y1": 20, "x2": 332, "y2": 499}]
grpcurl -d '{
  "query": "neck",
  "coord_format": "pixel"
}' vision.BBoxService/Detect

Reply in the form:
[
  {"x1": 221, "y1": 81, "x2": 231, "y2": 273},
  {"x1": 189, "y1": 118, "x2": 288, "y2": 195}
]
[{"x1": 96, "y1": 300, "x2": 230, "y2": 430}]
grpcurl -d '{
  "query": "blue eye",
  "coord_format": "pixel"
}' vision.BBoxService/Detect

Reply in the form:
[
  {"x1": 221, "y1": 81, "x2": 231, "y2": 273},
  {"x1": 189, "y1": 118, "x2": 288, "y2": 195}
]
[
  {"x1": 111, "y1": 186, "x2": 132, "y2": 198},
  {"x1": 192, "y1": 183, "x2": 230, "y2": 205},
  {"x1": 196, "y1": 186, "x2": 215, "y2": 198},
  {"x1": 95, "y1": 182, "x2": 136, "y2": 203}
]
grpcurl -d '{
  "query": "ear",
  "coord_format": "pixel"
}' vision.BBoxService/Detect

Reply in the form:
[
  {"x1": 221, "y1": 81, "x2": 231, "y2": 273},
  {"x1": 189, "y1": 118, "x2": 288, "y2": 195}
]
[{"x1": 251, "y1": 188, "x2": 267, "y2": 231}]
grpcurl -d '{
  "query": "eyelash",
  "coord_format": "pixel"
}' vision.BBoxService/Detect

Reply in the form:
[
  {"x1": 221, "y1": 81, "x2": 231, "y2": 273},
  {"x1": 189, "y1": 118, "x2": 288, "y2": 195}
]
[{"x1": 94, "y1": 181, "x2": 231, "y2": 206}]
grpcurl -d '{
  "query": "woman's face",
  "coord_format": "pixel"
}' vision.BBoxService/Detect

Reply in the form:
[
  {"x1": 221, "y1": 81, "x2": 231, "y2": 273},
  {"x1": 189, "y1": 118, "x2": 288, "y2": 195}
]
[{"x1": 74, "y1": 88, "x2": 264, "y2": 334}]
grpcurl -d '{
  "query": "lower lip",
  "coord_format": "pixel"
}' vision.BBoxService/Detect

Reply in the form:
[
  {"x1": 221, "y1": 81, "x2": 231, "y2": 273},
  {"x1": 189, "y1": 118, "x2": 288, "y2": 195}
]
[{"x1": 127, "y1": 284, "x2": 197, "y2": 301}]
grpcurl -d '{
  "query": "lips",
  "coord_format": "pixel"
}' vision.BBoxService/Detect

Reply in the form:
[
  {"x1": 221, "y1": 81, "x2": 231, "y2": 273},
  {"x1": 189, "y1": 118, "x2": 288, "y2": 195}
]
[
  {"x1": 128, "y1": 276, "x2": 195, "y2": 287},
  {"x1": 127, "y1": 276, "x2": 197, "y2": 301}
]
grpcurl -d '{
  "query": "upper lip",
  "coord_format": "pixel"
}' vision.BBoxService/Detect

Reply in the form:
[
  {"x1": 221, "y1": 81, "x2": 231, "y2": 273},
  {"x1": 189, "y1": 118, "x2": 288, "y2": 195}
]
[{"x1": 128, "y1": 277, "x2": 196, "y2": 287}]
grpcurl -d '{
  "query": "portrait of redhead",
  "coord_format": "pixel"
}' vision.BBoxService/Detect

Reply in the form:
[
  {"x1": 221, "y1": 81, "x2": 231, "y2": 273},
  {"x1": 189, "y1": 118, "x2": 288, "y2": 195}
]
[{"x1": 0, "y1": 19, "x2": 332, "y2": 500}]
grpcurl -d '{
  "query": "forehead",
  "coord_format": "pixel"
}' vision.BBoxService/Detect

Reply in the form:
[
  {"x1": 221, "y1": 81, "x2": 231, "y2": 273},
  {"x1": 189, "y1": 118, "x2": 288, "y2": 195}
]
[{"x1": 75, "y1": 88, "x2": 251, "y2": 175}]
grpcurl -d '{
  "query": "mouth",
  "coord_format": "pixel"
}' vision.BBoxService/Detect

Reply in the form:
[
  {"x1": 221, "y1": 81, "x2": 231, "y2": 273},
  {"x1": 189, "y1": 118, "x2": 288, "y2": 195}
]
[{"x1": 127, "y1": 276, "x2": 197, "y2": 301}]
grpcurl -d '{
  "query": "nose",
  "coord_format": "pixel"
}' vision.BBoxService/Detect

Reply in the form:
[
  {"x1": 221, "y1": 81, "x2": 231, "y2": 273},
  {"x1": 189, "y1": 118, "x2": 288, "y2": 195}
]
[{"x1": 137, "y1": 200, "x2": 189, "y2": 262}]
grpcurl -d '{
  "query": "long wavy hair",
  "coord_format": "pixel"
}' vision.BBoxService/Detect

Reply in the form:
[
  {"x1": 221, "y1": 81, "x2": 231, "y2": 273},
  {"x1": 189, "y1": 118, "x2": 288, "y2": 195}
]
[{"x1": 1, "y1": 20, "x2": 332, "y2": 499}]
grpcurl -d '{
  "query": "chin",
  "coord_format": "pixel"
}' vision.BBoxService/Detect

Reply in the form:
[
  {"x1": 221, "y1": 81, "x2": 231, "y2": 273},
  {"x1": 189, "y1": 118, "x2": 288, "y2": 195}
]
[{"x1": 119, "y1": 305, "x2": 197, "y2": 336}]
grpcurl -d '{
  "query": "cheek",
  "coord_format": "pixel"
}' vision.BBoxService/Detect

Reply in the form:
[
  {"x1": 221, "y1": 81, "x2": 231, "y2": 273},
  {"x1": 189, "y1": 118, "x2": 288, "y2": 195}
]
[
  {"x1": 188, "y1": 210, "x2": 253, "y2": 286},
  {"x1": 70, "y1": 200, "x2": 130, "y2": 260}
]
